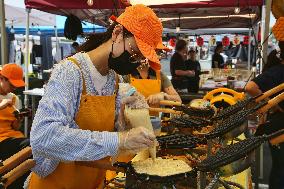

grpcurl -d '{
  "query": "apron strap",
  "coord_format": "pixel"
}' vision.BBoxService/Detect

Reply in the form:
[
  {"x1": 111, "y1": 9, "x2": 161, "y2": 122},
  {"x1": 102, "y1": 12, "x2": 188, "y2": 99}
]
[
  {"x1": 114, "y1": 74, "x2": 119, "y2": 95},
  {"x1": 11, "y1": 95, "x2": 16, "y2": 105},
  {"x1": 67, "y1": 57, "x2": 87, "y2": 94},
  {"x1": 155, "y1": 70, "x2": 161, "y2": 81}
]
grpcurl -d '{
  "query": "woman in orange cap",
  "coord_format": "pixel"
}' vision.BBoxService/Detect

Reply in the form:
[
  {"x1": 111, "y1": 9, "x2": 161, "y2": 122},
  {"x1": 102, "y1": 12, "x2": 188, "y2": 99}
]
[{"x1": 27, "y1": 4, "x2": 162, "y2": 189}]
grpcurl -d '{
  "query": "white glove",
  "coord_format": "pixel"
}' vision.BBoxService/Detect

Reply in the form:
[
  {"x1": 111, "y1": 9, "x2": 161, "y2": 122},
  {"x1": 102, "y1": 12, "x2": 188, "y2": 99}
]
[
  {"x1": 118, "y1": 127, "x2": 156, "y2": 154},
  {"x1": 146, "y1": 92, "x2": 165, "y2": 106}
]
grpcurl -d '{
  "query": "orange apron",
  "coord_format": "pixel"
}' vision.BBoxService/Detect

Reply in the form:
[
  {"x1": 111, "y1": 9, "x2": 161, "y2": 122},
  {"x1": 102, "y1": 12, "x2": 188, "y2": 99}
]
[
  {"x1": 0, "y1": 95, "x2": 24, "y2": 142},
  {"x1": 29, "y1": 57, "x2": 118, "y2": 189},
  {"x1": 130, "y1": 70, "x2": 161, "y2": 116}
]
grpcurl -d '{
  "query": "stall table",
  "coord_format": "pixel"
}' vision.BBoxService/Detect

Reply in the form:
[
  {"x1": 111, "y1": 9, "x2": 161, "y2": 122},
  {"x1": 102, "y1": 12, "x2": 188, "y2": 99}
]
[{"x1": 23, "y1": 88, "x2": 44, "y2": 135}]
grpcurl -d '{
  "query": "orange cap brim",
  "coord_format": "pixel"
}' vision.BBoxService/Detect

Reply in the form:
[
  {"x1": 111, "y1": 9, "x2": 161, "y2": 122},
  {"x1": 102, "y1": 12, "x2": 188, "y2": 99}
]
[
  {"x1": 134, "y1": 36, "x2": 161, "y2": 70},
  {"x1": 9, "y1": 79, "x2": 25, "y2": 88}
]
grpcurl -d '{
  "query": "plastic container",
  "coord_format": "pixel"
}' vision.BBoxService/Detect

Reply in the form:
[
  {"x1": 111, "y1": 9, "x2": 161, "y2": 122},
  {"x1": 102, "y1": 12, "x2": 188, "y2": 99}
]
[{"x1": 150, "y1": 116, "x2": 161, "y2": 136}]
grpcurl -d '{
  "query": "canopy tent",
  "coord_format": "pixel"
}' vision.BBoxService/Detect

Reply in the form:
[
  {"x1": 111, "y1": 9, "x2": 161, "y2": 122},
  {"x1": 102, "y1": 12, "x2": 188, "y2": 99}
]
[
  {"x1": 24, "y1": 0, "x2": 262, "y2": 29},
  {"x1": 156, "y1": 6, "x2": 260, "y2": 29},
  {"x1": 5, "y1": 4, "x2": 56, "y2": 27},
  {"x1": 25, "y1": 0, "x2": 263, "y2": 9},
  {"x1": 21, "y1": 0, "x2": 268, "y2": 136}
]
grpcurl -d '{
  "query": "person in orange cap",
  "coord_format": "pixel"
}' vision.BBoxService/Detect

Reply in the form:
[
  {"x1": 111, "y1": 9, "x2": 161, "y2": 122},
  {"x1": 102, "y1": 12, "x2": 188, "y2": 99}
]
[
  {"x1": 0, "y1": 63, "x2": 29, "y2": 189},
  {"x1": 0, "y1": 63, "x2": 26, "y2": 143},
  {"x1": 28, "y1": 4, "x2": 162, "y2": 189}
]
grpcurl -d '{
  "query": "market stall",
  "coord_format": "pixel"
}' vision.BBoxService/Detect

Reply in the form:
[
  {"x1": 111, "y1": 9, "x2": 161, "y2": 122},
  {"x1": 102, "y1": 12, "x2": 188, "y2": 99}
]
[
  {"x1": 2, "y1": 83, "x2": 284, "y2": 189},
  {"x1": 3, "y1": 1, "x2": 276, "y2": 189}
]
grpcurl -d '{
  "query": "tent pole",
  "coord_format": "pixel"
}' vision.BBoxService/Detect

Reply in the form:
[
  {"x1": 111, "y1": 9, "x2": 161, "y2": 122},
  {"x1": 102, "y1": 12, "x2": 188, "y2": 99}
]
[
  {"x1": 24, "y1": 8, "x2": 31, "y2": 137},
  {"x1": 260, "y1": 0, "x2": 271, "y2": 73},
  {"x1": 248, "y1": 29, "x2": 251, "y2": 70},
  {"x1": 54, "y1": 25, "x2": 59, "y2": 54},
  {"x1": 0, "y1": 0, "x2": 8, "y2": 66}
]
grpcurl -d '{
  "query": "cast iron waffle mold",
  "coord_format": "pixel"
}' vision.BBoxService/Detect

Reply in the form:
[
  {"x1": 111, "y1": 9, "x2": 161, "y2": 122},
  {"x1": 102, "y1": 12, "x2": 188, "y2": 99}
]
[
  {"x1": 157, "y1": 134, "x2": 207, "y2": 149},
  {"x1": 197, "y1": 129, "x2": 284, "y2": 172},
  {"x1": 205, "y1": 101, "x2": 267, "y2": 139}
]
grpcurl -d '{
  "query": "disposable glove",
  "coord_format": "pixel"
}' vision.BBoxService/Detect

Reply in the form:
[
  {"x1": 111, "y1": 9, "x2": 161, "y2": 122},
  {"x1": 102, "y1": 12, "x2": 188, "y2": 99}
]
[
  {"x1": 146, "y1": 92, "x2": 166, "y2": 106},
  {"x1": 118, "y1": 127, "x2": 156, "y2": 154}
]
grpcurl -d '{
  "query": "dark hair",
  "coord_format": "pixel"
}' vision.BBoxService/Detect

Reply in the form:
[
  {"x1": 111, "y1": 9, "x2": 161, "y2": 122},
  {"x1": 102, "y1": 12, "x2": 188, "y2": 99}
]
[
  {"x1": 262, "y1": 49, "x2": 281, "y2": 72},
  {"x1": 78, "y1": 22, "x2": 133, "y2": 52},
  {"x1": 279, "y1": 41, "x2": 284, "y2": 60},
  {"x1": 188, "y1": 47, "x2": 198, "y2": 54},
  {"x1": 215, "y1": 43, "x2": 223, "y2": 53},
  {"x1": 72, "y1": 42, "x2": 79, "y2": 48},
  {"x1": 175, "y1": 40, "x2": 187, "y2": 51}
]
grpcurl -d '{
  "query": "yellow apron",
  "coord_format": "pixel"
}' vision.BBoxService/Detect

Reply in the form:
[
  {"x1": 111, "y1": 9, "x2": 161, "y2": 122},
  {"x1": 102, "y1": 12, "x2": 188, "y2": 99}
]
[
  {"x1": 130, "y1": 70, "x2": 161, "y2": 116},
  {"x1": 0, "y1": 95, "x2": 24, "y2": 142},
  {"x1": 29, "y1": 57, "x2": 118, "y2": 189}
]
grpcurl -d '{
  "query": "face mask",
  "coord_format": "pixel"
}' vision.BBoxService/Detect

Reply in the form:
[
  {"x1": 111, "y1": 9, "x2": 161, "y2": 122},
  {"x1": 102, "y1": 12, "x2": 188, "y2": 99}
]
[{"x1": 108, "y1": 47, "x2": 140, "y2": 75}]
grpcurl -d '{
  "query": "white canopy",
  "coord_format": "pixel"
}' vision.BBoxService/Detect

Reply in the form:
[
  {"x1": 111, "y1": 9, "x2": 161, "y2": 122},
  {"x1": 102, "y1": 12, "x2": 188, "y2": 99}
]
[{"x1": 5, "y1": 4, "x2": 56, "y2": 27}]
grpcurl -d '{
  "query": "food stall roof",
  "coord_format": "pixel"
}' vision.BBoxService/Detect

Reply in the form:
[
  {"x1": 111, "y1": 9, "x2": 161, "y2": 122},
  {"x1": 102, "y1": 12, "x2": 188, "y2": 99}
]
[
  {"x1": 25, "y1": 0, "x2": 263, "y2": 9},
  {"x1": 24, "y1": 0, "x2": 262, "y2": 29}
]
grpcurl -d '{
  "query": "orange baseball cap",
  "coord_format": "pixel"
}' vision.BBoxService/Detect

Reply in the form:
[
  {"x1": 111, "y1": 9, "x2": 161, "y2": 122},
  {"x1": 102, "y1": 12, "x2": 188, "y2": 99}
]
[
  {"x1": 0, "y1": 64, "x2": 25, "y2": 87},
  {"x1": 116, "y1": 4, "x2": 163, "y2": 70}
]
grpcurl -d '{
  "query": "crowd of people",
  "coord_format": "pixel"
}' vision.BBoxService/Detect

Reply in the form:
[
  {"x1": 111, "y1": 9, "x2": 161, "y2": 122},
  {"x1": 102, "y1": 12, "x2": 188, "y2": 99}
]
[{"x1": 170, "y1": 39, "x2": 210, "y2": 93}]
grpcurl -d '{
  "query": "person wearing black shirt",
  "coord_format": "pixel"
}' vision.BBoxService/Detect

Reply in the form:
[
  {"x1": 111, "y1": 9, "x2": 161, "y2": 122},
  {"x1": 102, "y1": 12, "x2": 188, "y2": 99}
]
[
  {"x1": 246, "y1": 41, "x2": 284, "y2": 189},
  {"x1": 185, "y1": 49, "x2": 202, "y2": 93},
  {"x1": 212, "y1": 43, "x2": 225, "y2": 68},
  {"x1": 170, "y1": 40, "x2": 195, "y2": 91}
]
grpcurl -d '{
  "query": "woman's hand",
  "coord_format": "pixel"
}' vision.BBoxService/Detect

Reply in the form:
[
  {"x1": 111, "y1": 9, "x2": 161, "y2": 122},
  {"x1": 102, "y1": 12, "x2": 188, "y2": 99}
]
[
  {"x1": 146, "y1": 92, "x2": 166, "y2": 106},
  {"x1": 0, "y1": 99, "x2": 13, "y2": 109},
  {"x1": 118, "y1": 127, "x2": 156, "y2": 154},
  {"x1": 187, "y1": 70, "x2": 195, "y2": 77}
]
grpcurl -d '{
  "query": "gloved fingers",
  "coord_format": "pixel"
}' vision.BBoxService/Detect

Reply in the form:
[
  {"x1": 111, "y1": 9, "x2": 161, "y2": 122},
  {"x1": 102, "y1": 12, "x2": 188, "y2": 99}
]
[
  {"x1": 128, "y1": 134, "x2": 154, "y2": 148},
  {"x1": 141, "y1": 131, "x2": 156, "y2": 143},
  {"x1": 121, "y1": 96, "x2": 137, "y2": 105},
  {"x1": 139, "y1": 127, "x2": 156, "y2": 141},
  {"x1": 146, "y1": 95, "x2": 154, "y2": 105},
  {"x1": 137, "y1": 138, "x2": 155, "y2": 148}
]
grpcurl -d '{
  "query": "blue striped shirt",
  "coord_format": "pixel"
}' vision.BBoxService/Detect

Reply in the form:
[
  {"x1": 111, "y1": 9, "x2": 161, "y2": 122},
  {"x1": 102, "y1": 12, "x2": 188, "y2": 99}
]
[{"x1": 30, "y1": 53, "x2": 121, "y2": 178}]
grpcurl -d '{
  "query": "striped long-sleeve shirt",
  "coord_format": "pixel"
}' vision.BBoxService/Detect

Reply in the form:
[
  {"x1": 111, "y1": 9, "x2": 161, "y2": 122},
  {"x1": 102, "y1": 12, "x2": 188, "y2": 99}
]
[{"x1": 30, "y1": 52, "x2": 121, "y2": 178}]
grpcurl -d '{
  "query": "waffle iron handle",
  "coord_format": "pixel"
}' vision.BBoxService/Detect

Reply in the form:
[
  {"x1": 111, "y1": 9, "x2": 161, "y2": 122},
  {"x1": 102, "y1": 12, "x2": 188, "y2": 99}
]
[
  {"x1": 149, "y1": 107, "x2": 182, "y2": 114},
  {"x1": 0, "y1": 147, "x2": 32, "y2": 175},
  {"x1": 256, "y1": 83, "x2": 284, "y2": 102},
  {"x1": 268, "y1": 129, "x2": 284, "y2": 145},
  {"x1": 159, "y1": 100, "x2": 182, "y2": 107},
  {"x1": 257, "y1": 92, "x2": 284, "y2": 114},
  {"x1": 75, "y1": 158, "x2": 125, "y2": 172},
  {"x1": 112, "y1": 162, "x2": 129, "y2": 172},
  {"x1": 0, "y1": 159, "x2": 36, "y2": 188}
]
